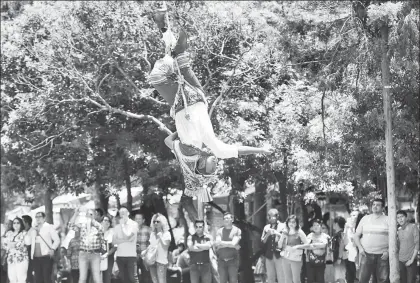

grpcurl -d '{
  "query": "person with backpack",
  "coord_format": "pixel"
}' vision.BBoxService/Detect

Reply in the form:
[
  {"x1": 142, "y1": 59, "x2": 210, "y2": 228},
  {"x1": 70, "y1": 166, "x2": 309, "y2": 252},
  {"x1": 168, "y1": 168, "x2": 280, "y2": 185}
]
[{"x1": 303, "y1": 219, "x2": 329, "y2": 283}]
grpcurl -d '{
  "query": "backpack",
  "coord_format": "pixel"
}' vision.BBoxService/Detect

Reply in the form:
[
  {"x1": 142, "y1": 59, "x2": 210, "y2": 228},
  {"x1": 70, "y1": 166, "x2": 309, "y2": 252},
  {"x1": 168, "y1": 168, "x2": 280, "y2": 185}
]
[{"x1": 331, "y1": 231, "x2": 343, "y2": 262}]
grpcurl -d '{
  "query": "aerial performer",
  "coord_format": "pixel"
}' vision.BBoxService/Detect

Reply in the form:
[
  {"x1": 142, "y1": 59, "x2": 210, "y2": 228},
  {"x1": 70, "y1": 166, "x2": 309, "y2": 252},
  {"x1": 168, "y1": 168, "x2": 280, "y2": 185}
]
[{"x1": 149, "y1": 3, "x2": 272, "y2": 162}]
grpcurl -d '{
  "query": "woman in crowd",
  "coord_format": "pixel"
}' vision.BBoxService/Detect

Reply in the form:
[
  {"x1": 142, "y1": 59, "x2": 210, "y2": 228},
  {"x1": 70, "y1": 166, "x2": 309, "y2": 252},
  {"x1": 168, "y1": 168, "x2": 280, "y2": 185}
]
[
  {"x1": 2, "y1": 217, "x2": 29, "y2": 283},
  {"x1": 279, "y1": 214, "x2": 308, "y2": 283},
  {"x1": 304, "y1": 219, "x2": 329, "y2": 283},
  {"x1": 148, "y1": 213, "x2": 172, "y2": 283},
  {"x1": 102, "y1": 214, "x2": 117, "y2": 283}
]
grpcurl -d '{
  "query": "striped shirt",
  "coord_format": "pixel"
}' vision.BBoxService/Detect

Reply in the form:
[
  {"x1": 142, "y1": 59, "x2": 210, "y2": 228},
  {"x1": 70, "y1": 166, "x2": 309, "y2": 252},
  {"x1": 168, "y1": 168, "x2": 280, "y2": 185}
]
[{"x1": 355, "y1": 214, "x2": 389, "y2": 254}]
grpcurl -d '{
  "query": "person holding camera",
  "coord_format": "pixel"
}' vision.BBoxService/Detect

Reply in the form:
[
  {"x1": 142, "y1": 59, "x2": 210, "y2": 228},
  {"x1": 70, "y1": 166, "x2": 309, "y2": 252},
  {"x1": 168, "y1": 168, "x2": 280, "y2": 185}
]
[{"x1": 261, "y1": 209, "x2": 286, "y2": 283}]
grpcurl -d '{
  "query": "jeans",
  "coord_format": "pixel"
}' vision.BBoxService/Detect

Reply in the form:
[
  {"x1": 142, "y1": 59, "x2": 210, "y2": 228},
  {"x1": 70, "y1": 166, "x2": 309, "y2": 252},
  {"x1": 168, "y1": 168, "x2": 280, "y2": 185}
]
[
  {"x1": 150, "y1": 262, "x2": 168, "y2": 283},
  {"x1": 399, "y1": 259, "x2": 417, "y2": 283},
  {"x1": 8, "y1": 260, "x2": 29, "y2": 283},
  {"x1": 190, "y1": 263, "x2": 212, "y2": 283},
  {"x1": 33, "y1": 256, "x2": 53, "y2": 283},
  {"x1": 217, "y1": 258, "x2": 239, "y2": 283},
  {"x1": 281, "y1": 258, "x2": 302, "y2": 283},
  {"x1": 359, "y1": 253, "x2": 389, "y2": 283},
  {"x1": 102, "y1": 256, "x2": 114, "y2": 283},
  {"x1": 345, "y1": 259, "x2": 357, "y2": 283},
  {"x1": 78, "y1": 251, "x2": 101, "y2": 283},
  {"x1": 116, "y1": 257, "x2": 138, "y2": 283},
  {"x1": 265, "y1": 257, "x2": 284, "y2": 283},
  {"x1": 71, "y1": 270, "x2": 80, "y2": 283},
  {"x1": 306, "y1": 263, "x2": 325, "y2": 283}
]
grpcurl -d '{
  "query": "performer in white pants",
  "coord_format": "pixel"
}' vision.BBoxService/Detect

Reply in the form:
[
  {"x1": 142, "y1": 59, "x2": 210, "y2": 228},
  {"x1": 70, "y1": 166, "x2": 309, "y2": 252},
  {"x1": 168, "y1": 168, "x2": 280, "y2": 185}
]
[{"x1": 150, "y1": 6, "x2": 271, "y2": 159}]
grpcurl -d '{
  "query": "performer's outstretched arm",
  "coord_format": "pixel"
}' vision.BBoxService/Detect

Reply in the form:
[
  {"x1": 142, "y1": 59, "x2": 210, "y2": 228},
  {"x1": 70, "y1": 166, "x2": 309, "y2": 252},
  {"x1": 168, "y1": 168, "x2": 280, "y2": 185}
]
[{"x1": 238, "y1": 146, "x2": 272, "y2": 156}]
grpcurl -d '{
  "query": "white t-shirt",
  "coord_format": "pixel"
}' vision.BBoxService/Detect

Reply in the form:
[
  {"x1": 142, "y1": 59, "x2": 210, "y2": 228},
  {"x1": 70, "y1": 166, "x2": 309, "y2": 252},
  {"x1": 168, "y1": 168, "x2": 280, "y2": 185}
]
[{"x1": 150, "y1": 231, "x2": 171, "y2": 265}]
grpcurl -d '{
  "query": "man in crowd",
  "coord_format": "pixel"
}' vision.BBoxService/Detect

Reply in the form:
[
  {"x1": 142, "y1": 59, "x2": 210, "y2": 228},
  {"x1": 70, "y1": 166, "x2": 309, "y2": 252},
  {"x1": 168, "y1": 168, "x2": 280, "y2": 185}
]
[
  {"x1": 113, "y1": 206, "x2": 139, "y2": 283},
  {"x1": 261, "y1": 208, "x2": 285, "y2": 283},
  {"x1": 68, "y1": 207, "x2": 104, "y2": 283},
  {"x1": 22, "y1": 215, "x2": 35, "y2": 283},
  {"x1": 354, "y1": 198, "x2": 389, "y2": 283},
  {"x1": 188, "y1": 220, "x2": 213, "y2": 283},
  {"x1": 396, "y1": 210, "x2": 419, "y2": 283},
  {"x1": 215, "y1": 212, "x2": 241, "y2": 283},
  {"x1": 134, "y1": 212, "x2": 151, "y2": 283},
  {"x1": 29, "y1": 212, "x2": 60, "y2": 283}
]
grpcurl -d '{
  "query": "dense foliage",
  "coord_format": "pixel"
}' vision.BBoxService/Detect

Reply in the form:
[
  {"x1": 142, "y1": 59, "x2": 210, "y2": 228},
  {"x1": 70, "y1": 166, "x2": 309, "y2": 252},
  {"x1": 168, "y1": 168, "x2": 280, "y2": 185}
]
[{"x1": 1, "y1": 0, "x2": 418, "y2": 221}]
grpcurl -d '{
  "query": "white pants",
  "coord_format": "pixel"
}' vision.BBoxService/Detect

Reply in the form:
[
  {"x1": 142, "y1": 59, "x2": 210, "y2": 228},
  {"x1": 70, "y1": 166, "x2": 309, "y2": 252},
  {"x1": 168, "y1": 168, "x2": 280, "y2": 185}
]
[
  {"x1": 175, "y1": 102, "x2": 238, "y2": 159},
  {"x1": 8, "y1": 260, "x2": 28, "y2": 283}
]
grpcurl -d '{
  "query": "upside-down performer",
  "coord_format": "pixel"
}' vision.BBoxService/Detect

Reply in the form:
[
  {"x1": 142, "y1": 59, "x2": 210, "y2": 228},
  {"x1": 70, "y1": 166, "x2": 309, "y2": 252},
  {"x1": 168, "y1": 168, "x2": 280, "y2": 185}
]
[{"x1": 150, "y1": 6, "x2": 271, "y2": 160}]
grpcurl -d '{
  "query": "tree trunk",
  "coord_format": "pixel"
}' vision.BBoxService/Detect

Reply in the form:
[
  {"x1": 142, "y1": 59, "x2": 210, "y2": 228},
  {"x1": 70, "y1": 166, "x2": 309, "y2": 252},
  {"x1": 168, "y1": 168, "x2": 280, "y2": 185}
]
[
  {"x1": 380, "y1": 23, "x2": 399, "y2": 283},
  {"x1": 233, "y1": 199, "x2": 255, "y2": 283},
  {"x1": 124, "y1": 158, "x2": 133, "y2": 212},
  {"x1": 93, "y1": 181, "x2": 108, "y2": 212},
  {"x1": 0, "y1": 191, "x2": 6, "y2": 224},
  {"x1": 44, "y1": 188, "x2": 53, "y2": 224},
  {"x1": 274, "y1": 169, "x2": 289, "y2": 222},
  {"x1": 254, "y1": 179, "x2": 267, "y2": 251},
  {"x1": 125, "y1": 174, "x2": 133, "y2": 213}
]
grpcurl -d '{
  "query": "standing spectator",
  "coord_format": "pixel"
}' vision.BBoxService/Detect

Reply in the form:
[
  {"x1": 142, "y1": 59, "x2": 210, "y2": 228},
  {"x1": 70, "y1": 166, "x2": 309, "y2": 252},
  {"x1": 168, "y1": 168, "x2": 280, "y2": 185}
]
[
  {"x1": 102, "y1": 215, "x2": 117, "y2": 283},
  {"x1": 304, "y1": 219, "x2": 329, "y2": 283},
  {"x1": 148, "y1": 213, "x2": 172, "y2": 283},
  {"x1": 134, "y1": 212, "x2": 151, "y2": 283},
  {"x1": 56, "y1": 247, "x2": 71, "y2": 283},
  {"x1": 321, "y1": 223, "x2": 334, "y2": 283},
  {"x1": 332, "y1": 217, "x2": 346, "y2": 283},
  {"x1": 354, "y1": 198, "x2": 389, "y2": 283},
  {"x1": 113, "y1": 207, "x2": 138, "y2": 283},
  {"x1": 279, "y1": 214, "x2": 308, "y2": 283},
  {"x1": 22, "y1": 215, "x2": 35, "y2": 283},
  {"x1": 396, "y1": 210, "x2": 419, "y2": 283},
  {"x1": 174, "y1": 244, "x2": 191, "y2": 283},
  {"x1": 67, "y1": 231, "x2": 81, "y2": 283},
  {"x1": 29, "y1": 212, "x2": 60, "y2": 283},
  {"x1": 95, "y1": 209, "x2": 104, "y2": 224},
  {"x1": 68, "y1": 207, "x2": 104, "y2": 283},
  {"x1": 344, "y1": 210, "x2": 359, "y2": 283},
  {"x1": 261, "y1": 208, "x2": 285, "y2": 283},
  {"x1": 2, "y1": 217, "x2": 30, "y2": 283},
  {"x1": 215, "y1": 212, "x2": 241, "y2": 283},
  {"x1": 188, "y1": 220, "x2": 212, "y2": 283},
  {"x1": 167, "y1": 240, "x2": 186, "y2": 283},
  {"x1": 171, "y1": 241, "x2": 185, "y2": 264}
]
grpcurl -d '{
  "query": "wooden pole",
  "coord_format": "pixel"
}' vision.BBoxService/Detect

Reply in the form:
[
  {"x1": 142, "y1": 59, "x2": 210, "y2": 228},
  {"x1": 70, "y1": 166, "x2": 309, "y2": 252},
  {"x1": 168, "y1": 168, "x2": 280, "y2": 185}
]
[{"x1": 380, "y1": 23, "x2": 399, "y2": 283}]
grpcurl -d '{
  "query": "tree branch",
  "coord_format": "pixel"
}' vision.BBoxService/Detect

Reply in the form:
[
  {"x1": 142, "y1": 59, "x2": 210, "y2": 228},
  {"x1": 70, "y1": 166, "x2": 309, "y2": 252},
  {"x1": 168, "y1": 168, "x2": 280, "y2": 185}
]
[{"x1": 114, "y1": 63, "x2": 168, "y2": 106}]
